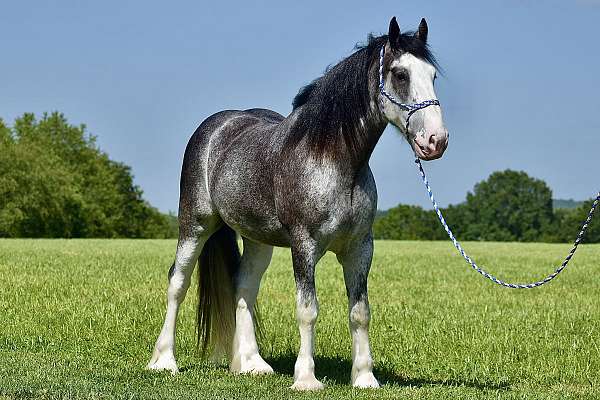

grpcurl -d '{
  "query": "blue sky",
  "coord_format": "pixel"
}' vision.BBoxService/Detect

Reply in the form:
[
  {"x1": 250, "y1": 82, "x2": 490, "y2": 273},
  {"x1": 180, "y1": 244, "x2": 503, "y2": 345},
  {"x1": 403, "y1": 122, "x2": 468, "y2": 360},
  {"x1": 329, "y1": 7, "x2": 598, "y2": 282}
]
[{"x1": 2, "y1": 1, "x2": 599, "y2": 212}]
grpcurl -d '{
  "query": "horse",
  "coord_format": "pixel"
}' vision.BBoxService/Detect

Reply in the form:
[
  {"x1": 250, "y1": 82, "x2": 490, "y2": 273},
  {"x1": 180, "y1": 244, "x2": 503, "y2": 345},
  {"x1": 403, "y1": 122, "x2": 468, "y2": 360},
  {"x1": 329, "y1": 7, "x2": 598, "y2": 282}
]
[{"x1": 147, "y1": 16, "x2": 449, "y2": 390}]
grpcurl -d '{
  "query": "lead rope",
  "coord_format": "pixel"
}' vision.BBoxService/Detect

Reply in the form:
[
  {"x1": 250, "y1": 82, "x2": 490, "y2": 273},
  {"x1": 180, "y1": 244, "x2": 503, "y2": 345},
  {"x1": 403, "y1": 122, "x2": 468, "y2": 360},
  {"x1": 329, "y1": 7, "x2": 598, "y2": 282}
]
[{"x1": 415, "y1": 158, "x2": 600, "y2": 288}]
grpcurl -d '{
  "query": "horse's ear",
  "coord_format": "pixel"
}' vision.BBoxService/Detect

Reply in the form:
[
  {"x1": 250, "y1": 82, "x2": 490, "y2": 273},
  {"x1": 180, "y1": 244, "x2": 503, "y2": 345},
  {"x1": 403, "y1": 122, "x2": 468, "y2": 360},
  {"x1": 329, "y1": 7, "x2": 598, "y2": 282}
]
[
  {"x1": 388, "y1": 17, "x2": 401, "y2": 49},
  {"x1": 415, "y1": 18, "x2": 428, "y2": 44}
]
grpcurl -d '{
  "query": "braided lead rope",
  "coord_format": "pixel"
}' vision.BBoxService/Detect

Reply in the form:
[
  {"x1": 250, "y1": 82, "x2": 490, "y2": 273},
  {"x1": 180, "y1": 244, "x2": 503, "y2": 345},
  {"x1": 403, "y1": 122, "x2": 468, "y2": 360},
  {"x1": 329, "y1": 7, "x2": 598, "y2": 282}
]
[
  {"x1": 378, "y1": 46, "x2": 440, "y2": 128},
  {"x1": 415, "y1": 158, "x2": 600, "y2": 288}
]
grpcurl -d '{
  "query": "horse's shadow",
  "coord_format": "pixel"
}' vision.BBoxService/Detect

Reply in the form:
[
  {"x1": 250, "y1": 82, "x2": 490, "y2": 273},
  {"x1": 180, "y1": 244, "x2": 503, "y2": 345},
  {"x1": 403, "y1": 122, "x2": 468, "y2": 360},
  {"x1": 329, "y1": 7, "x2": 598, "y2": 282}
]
[
  {"x1": 179, "y1": 353, "x2": 511, "y2": 391},
  {"x1": 266, "y1": 354, "x2": 511, "y2": 391}
]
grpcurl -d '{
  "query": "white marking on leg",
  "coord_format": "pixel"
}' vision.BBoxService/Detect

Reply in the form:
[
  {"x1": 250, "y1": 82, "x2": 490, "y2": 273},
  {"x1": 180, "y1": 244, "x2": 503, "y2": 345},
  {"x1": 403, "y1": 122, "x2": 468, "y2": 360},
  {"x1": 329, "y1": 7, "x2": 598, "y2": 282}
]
[
  {"x1": 349, "y1": 299, "x2": 379, "y2": 388},
  {"x1": 339, "y1": 234, "x2": 379, "y2": 388},
  {"x1": 147, "y1": 237, "x2": 203, "y2": 374},
  {"x1": 291, "y1": 290, "x2": 323, "y2": 391},
  {"x1": 230, "y1": 240, "x2": 273, "y2": 374}
]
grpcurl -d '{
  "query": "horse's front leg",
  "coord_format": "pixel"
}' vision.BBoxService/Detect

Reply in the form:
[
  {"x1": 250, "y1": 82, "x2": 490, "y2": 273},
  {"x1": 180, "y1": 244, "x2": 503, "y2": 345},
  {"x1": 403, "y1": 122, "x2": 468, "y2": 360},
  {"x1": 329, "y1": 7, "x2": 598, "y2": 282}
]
[
  {"x1": 336, "y1": 233, "x2": 379, "y2": 388},
  {"x1": 290, "y1": 235, "x2": 325, "y2": 391}
]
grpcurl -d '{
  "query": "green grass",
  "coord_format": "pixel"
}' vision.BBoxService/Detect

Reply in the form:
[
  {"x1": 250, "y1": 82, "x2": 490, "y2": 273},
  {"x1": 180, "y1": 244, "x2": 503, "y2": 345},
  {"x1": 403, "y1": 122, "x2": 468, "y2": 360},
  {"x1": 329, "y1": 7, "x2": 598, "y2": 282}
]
[{"x1": 1, "y1": 239, "x2": 600, "y2": 399}]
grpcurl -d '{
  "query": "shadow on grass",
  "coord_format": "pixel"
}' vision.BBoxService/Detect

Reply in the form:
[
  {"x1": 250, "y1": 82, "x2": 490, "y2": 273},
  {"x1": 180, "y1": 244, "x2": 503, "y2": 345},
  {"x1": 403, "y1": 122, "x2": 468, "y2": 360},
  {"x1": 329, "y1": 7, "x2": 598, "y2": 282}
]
[
  {"x1": 179, "y1": 362, "x2": 229, "y2": 374},
  {"x1": 266, "y1": 354, "x2": 511, "y2": 391}
]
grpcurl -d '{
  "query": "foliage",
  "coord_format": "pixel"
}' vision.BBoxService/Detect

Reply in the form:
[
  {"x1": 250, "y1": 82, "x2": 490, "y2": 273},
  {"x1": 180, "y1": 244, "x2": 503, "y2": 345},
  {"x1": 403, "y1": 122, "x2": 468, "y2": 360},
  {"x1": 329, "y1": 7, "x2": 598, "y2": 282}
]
[
  {"x1": 553, "y1": 198, "x2": 583, "y2": 209},
  {"x1": 550, "y1": 198, "x2": 600, "y2": 244},
  {"x1": 373, "y1": 205, "x2": 445, "y2": 240},
  {"x1": 1, "y1": 239, "x2": 600, "y2": 399},
  {"x1": 459, "y1": 170, "x2": 554, "y2": 242},
  {"x1": 374, "y1": 170, "x2": 597, "y2": 243},
  {"x1": 0, "y1": 112, "x2": 177, "y2": 238}
]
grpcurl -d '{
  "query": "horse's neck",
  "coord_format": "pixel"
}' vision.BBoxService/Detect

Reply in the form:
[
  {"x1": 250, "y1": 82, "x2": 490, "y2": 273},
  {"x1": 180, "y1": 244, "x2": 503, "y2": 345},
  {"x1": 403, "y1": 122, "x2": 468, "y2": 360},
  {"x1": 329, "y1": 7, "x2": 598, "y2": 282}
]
[
  {"x1": 343, "y1": 82, "x2": 388, "y2": 169},
  {"x1": 347, "y1": 118, "x2": 386, "y2": 169},
  {"x1": 346, "y1": 62, "x2": 387, "y2": 168},
  {"x1": 284, "y1": 59, "x2": 387, "y2": 172}
]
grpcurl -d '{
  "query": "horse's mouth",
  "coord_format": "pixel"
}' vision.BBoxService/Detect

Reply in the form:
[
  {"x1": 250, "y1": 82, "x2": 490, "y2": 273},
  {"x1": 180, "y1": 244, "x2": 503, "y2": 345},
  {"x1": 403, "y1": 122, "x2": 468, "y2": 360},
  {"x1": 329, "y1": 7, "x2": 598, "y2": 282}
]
[{"x1": 411, "y1": 138, "x2": 445, "y2": 161}]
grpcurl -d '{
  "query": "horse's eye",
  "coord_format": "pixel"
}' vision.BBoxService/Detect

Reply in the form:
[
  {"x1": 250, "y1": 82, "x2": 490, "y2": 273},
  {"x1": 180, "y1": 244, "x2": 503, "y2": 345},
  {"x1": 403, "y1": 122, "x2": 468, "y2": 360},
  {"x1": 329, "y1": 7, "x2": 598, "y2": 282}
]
[{"x1": 392, "y1": 69, "x2": 409, "y2": 82}]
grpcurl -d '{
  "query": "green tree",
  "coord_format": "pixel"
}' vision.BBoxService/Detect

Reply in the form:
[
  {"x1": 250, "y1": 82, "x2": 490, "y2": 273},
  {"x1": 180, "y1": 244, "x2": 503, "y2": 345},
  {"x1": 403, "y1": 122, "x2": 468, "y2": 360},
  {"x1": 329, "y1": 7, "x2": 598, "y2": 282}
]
[
  {"x1": 0, "y1": 119, "x2": 11, "y2": 144},
  {"x1": 373, "y1": 170, "x2": 561, "y2": 243},
  {"x1": 0, "y1": 112, "x2": 175, "y2": 238},
  {"x1": 0, "y1": 134, "x2": 81, "y2": 237},
  {"x1": 373, "y1": 204, "x2": 446, "y2": 240},
  {"x1": 454, "y1": 170, "x2": 554, "y2": 242},
  {"x1": 549, "y1": 199, "x2": 600, "y2": 244}
]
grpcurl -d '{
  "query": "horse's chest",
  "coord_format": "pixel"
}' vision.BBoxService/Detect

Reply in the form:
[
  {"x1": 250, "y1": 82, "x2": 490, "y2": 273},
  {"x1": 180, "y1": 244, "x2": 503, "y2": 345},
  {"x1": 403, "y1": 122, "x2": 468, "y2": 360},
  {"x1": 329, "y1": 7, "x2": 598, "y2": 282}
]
[{"x1": 277, "y1": 163, "x2": 377, "y2": 243}]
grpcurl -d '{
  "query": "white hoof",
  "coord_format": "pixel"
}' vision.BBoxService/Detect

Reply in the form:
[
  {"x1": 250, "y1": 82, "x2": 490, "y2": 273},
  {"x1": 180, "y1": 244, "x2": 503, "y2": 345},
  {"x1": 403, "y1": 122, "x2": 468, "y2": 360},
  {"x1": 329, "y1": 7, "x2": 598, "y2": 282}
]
[
  {"x1": 146, "y1": 352, "x2": 179, "y2": 375},
  {"x1": 353, "y1": 372, "x2": 380, "y2": 388},
  {"x1": 291, "y1": 376, "x2": 325, "y2": 391},
  {"x1": 230, "y1": 354, "x2": 274, "y2": 375}
]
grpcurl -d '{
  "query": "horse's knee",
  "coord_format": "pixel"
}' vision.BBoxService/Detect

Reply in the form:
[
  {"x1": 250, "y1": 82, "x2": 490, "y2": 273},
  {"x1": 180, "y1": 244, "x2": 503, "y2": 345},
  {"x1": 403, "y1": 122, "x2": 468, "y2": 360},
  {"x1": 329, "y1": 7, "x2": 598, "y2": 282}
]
[
  {"x1": 296, "y1": 297, "x2": 318, "y2": 327},
  {"x1": 349, "y1": 300, "x2": 370, "y2": 328}
]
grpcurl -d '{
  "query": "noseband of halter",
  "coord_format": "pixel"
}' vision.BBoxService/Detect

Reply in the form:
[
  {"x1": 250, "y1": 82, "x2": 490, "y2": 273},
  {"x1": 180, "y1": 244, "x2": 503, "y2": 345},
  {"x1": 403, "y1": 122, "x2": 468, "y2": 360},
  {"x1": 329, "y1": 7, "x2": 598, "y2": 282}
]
[{"x1": 378, "y1": 45, "x2": 440, "y2": 129}]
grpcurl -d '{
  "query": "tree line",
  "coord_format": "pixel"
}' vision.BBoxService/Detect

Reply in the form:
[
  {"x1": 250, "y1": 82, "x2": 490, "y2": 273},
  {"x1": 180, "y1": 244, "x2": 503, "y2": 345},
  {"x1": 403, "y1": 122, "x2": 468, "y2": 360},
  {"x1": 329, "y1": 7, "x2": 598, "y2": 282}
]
[
  {"x1": 373, "y1": 170, "x2": 599, "y2": 243},
  {"x1": 1, "y1": 112, "x2": 596, "y2": 242},
  {"x1": 0, "y1": 112, "x2": 177, "y2": 238}
]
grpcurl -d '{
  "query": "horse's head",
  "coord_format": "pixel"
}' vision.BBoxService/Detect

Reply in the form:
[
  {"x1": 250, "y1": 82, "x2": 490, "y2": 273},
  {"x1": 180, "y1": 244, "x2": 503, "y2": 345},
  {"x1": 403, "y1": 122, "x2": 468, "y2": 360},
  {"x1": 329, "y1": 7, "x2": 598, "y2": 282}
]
[{"x1": 378, "y1": 17, "x2": 448, "y2": 161}]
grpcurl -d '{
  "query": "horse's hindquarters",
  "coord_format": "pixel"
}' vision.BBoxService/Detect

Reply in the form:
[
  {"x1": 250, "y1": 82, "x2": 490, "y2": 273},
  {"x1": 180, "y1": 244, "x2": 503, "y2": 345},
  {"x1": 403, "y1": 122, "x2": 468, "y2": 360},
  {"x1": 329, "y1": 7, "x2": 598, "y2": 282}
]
[{"x1": 204, "y1": 111, "x2": 291, "y2": 247}]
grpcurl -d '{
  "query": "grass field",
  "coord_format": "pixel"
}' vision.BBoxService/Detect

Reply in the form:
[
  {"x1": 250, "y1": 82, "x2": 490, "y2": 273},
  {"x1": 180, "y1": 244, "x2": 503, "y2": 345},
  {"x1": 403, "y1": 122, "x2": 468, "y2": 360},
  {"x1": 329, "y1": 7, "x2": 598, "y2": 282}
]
[{"x1": 1, "y1": 239, "x2": 600, "y2": 399}]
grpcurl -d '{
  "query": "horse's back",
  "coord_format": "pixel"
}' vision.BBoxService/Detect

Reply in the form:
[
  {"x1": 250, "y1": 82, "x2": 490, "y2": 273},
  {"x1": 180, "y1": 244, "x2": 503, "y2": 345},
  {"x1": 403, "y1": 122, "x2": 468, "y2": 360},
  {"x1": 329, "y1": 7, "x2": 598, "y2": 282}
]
[{"x1": 243, "y1": 108, "x2": 285, "y2": 123}]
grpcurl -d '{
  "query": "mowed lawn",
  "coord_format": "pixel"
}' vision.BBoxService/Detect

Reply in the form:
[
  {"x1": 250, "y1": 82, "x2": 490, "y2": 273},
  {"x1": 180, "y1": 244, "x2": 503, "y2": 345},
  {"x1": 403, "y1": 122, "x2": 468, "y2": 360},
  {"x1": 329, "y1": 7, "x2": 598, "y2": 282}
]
[{"x1": 1, "y1": 239, "x2": 600, "y2": 399}]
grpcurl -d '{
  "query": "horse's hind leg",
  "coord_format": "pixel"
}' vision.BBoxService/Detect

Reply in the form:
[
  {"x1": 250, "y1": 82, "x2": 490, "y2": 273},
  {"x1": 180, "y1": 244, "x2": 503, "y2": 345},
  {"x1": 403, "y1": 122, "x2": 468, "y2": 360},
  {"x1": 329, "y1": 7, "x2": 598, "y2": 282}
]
[
  {"x1": 147, "y1": 220, "x2": 215, "y2": 373},
  {"x1": 230, "y1": 237, "x2": 274, "y2": 374}
]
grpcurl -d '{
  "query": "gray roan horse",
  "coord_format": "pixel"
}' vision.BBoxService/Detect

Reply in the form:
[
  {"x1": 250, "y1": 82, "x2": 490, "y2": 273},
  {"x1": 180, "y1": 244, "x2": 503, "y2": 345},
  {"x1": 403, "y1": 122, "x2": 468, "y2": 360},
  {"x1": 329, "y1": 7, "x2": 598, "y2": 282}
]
[{"x1": 148, "y1": 17, "x2": 448, "y2": 390}]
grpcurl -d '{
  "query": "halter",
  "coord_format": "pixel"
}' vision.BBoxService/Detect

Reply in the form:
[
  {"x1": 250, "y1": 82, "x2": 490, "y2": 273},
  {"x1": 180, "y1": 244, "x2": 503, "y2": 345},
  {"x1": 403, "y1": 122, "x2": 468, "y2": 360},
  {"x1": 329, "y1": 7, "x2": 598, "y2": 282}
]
[{"x1": 378, "y1": 45, "x2": 440, "y2": 128}]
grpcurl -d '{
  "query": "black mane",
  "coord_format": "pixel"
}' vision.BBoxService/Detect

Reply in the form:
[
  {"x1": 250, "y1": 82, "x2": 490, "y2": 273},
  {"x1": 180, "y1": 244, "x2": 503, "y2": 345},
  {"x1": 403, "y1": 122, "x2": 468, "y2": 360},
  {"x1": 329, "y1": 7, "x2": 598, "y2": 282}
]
[
  {"x1": 288, "y1": 33, "x2": 438, "y2": 159},
  {"x1": 292, "y1": 33, "x2": 438, "y2": 110}
]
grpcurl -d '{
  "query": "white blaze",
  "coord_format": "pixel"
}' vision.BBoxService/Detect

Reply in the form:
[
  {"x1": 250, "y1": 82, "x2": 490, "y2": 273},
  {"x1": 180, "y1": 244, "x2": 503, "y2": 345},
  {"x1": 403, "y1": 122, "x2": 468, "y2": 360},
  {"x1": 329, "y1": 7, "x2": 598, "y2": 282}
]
[{"x1": 385, "y1": 52, "x2": 445, "y2": 139}]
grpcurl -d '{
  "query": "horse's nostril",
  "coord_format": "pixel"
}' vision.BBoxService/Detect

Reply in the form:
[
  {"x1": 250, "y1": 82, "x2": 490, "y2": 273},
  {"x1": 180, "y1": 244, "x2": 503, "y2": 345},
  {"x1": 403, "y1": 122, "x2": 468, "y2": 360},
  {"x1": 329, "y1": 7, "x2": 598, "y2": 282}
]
[{"x1": 427, "y1": 135, "x2": 437, "y2": 152}]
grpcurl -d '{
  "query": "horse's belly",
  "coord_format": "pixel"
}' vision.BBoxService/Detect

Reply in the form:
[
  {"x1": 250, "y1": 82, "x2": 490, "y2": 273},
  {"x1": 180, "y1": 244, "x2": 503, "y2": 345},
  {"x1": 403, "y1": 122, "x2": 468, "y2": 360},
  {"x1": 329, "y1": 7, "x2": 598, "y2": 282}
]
[
  {"x1": 225, "y1": 215, "x2": 291, "y2": 247},
  {"x1": 218, "y1": 197, "x2": 290, "y2": 247}
]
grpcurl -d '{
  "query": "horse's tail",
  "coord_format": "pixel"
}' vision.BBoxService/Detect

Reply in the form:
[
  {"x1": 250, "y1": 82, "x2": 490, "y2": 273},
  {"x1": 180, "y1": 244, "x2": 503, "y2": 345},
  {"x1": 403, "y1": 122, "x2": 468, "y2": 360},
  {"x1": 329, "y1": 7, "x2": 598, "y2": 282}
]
[{"x1": 197, "y1": 224, "x2": 240, "y2": 358}]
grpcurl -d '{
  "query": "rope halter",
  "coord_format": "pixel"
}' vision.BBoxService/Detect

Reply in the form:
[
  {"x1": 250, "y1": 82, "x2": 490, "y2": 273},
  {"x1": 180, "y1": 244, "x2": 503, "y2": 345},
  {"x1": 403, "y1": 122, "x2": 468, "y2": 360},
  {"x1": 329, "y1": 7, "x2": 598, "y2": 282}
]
[{"x1": 378, "y1": 45, "x2": 440, "y2": 129}]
